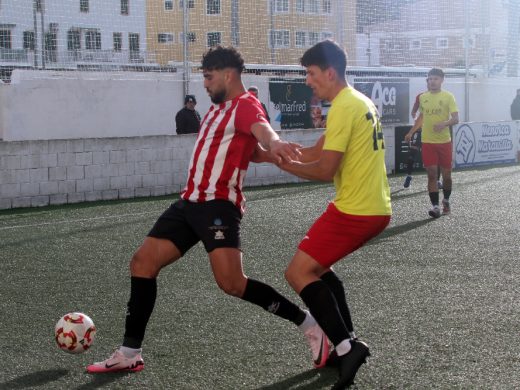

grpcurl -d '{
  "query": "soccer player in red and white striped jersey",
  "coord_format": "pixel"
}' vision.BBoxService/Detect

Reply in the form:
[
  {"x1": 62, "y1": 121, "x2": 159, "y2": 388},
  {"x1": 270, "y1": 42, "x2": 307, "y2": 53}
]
[{"x1": 87, "y1": 46, "x2": 331, "y2": 375}]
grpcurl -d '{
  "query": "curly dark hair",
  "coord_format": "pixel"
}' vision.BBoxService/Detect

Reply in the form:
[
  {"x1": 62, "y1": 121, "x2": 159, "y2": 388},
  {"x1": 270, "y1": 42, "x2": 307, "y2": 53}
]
[
  {"x1": 202, "y1": 46, "x2": 245, "y2": 73},
  {"x1": 300, "y1": 40, "x2": 346, "y2": 78}
]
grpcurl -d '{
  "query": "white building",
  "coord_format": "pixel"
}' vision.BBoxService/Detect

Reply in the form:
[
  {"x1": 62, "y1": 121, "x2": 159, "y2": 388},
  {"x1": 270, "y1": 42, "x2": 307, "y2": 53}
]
[
  {"x1": 0, "y1": 0, "x2": 149, "y2": 69},
  {"x1": 355, "y1": 0, "x2": 520, "y2": 77}
]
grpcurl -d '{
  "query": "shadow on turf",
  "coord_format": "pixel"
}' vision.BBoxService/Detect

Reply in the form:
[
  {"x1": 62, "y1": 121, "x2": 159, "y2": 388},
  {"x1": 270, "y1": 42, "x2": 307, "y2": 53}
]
[
  {"x1": 255, "y1": 368, "x2": 337, "y2": 390},
  {"x1": 1, "y1": 369, "x2": 69, "y2": 389},
  {"x1": 365, "y1": 217, "x2": 435, "y2": 246}
]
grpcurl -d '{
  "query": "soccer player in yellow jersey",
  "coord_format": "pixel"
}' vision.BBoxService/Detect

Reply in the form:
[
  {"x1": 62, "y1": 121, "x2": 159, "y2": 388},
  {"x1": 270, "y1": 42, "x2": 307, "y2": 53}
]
[
  {"x1": 279, "y1": 40, "x2": 391, "y2": 389},
  {"x1": 405, "y1": 68, "x2": 459, "y2": 217}
]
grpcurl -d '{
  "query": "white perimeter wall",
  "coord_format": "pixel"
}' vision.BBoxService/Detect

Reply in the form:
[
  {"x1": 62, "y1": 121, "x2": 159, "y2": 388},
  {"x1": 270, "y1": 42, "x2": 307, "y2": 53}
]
[
  {"x1": 0, "y1": 130, "x2": 322, "y2": 210},
  {"x1": 1, "y1": 70, "x2": 519, "y2": 141}
]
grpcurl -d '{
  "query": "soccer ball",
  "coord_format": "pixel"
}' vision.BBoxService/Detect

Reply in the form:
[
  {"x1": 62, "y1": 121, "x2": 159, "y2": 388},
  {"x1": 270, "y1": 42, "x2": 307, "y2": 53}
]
[{"x1": 55, "y1": 312, "x2": 96, "y2": 354}]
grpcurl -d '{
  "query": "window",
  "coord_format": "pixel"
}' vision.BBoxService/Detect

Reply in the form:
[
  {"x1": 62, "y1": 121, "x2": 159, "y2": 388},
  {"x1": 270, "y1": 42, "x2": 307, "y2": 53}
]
[
  {"x1": 321, "y1": 31, "x2": 333, "y2": 41},
  {"x1": 322, "y1": 0, "x2": 331, "y2": 13},
  {"x1": 464, "y1": 37, "x2": 475, "y2": 48},
  {"x1": 295, "y1": 31, "x2": 306, "y2": 47},
  {"x1": 80, "y1": 0, "x2": 89, "y2": 12},
  {"x1": 121, "y1": 0, "x2": 129, "y2": 15},
  {"x1": 207, "y1": 0, "x2": 220, "y2": 14},
  {"x1": 308, "y1": 32, "x2": 319, "y2": 45},
  {"x1": 273, "y1": 0, "x2": 288, "y2": 13},
  {"x1": 410, "y1": 39, "x2": 421, "y2": 50},
  {"x1": 165, "y1": 0, "x2": 173, "y2": 10},
  {"x1": 295, "y1": 0, "x2": 304, "y2": 13},
  {"x1": 385, "y1": 41, "x2": 395, "y2": 50},
  {"x1": 158, "y1": 33, "x2": 174, "y2": 43},
  {"x1": 179, "y1": 0, "x2": 195, "y2": 8},
  {"x1": 308, "y1": 0, "x2": 319, "y2": 13},
  {"x1": 0, "y1": 30, "x2": 11, "y2": 49},
  {"x1": 436, "y1": 37, "x2": 448, "y2": 49},
  {"x1": 180, "y1": 32, "x2": 196, "y2": 43},
  {"x1": 67, "y1": 29, "x2": 81, "y2": 50},
  {"x1": 113, "y1": 32, "x2": 122, "y2": 51},
  {"x1": 23, "y1": 31, "x2": 35, "y2": 50},
  {"x1": 85, "y1": 30, "x2": 101, "y2": 50},
  {"x1": 207, "y1": 32, "x2": 221, "y2": 47},
  {"x1": 269, "y1": 30, "x2": 289, "y2": 48}
]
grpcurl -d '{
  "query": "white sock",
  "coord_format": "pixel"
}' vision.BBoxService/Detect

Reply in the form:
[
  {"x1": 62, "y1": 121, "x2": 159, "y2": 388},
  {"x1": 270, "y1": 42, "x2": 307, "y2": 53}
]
[
  {"x1": 119, "y1": 346, "x2": 142, "y2": 358},
  {"x1": 335, "y1": 339, "x2": 352, "y2": 357},
  {"x1": 298, "y1": 310, "x2": 317, "y2": 333}
]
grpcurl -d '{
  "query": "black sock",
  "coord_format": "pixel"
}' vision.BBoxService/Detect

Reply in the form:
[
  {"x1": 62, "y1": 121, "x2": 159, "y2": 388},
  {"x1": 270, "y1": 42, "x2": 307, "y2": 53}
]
[
  {"x1": 299, "y1": 280, "x2": 349, "y2": 347},
  {"x1": 123, "y1": 276, "x2": 157, "y2": 349},
  {"x1": 429, "y1": 191, "x2": 439, "y2": 206},
  {"x1": 406, "y1": 156, "x2": 414, "y2": 176},
  {"x1": 241, "y1": 278, "x2": 306, "y2": 325},
  {"x1": 321, "y1": 271, "x2": 354, "y2": 334},
  {"x1": 443, "y1": 189, "x2": 451, "y2": 200}
]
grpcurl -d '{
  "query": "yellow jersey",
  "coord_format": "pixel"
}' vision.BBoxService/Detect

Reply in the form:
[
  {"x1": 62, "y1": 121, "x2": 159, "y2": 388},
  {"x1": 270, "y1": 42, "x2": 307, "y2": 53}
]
[
  {"x1": 419, "y1": 90, "x2": 458, "y2": 143},
  {"x1": 323, "y1": 87, "x2": 392, "y2": 216}
]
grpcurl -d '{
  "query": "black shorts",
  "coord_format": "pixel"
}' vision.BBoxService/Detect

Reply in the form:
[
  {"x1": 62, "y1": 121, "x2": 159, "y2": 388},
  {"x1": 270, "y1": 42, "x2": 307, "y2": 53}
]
[{"x1": 148, "y1": 199, "x2": 242, "y2": 254}]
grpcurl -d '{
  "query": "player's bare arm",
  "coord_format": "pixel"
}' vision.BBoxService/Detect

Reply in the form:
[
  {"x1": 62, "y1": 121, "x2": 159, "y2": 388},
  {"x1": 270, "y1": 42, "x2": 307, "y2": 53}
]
[
  {"x1": 433, "y1": 112, "x2": 459, "y2": 132},
  {"x1": 405, "y1": 114, "x2": 423, "y2": 142},
  {"x1": 296, "y1": 134, "x2": 325, "y2": 163},
  {"x1": 250, "y1": 122, "x2": 302, "y2": 164},
  {"x1": 250, "y1": 143, "x2": 277, "y2": 164},
  {"x1": 279, "y1": 149, "x2": 343, "y2": 182}
]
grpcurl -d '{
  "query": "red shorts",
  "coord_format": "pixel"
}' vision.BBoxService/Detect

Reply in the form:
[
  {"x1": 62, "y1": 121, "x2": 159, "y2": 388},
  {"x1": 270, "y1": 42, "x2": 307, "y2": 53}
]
[
  {"x1": 422, "y1": 142, "x2": 452, "y2": 169},
  {"x1": 298, "y1": 203, "x2": 390, "y2": 268}
]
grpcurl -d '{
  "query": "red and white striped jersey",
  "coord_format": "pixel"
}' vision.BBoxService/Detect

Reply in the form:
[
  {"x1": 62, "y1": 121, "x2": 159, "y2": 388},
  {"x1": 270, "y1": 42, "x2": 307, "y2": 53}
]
[{"x1": 181, "y1": 92, "x2": 268, "y2": 213}]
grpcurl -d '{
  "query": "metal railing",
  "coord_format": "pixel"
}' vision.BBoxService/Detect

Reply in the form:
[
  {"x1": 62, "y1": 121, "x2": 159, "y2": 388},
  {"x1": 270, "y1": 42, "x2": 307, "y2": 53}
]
[{"x1": 0, "y1": 48, "x2": 149, "y2": 67}]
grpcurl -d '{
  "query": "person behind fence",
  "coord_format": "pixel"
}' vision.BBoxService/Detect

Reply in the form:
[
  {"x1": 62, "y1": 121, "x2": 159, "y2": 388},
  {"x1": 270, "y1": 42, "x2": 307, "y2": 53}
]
[
  {"x1": 175, "y1": 94, "x2": 201, "y2": 134},
  {"x1": 511, "y1": 89, "x2": 520, "y2": 120},
  {"x1": 86, "y1": 45, "x2": 330, "y2": 375},
  {"x1": 405, "y1": 68, "x2": 459, "y2": 218},
  {"x1": 247, "y1": 86, "x2": 271, "y2": 123}
]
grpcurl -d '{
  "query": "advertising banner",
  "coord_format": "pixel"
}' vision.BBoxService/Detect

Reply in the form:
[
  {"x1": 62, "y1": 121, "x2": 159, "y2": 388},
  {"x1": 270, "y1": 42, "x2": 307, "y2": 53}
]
[
  {"x1": 268, "y1": 79, "x2": 315, "y2": 130},
  {"x1": 354, "y1": 78, "x2": 409, "y2": 124},
  {"x1": 453, "y1": 122, "x2": 517, "y2": 168},
  {"x1": 394, "y1": 125, "x2": 424, "y2": 174}
]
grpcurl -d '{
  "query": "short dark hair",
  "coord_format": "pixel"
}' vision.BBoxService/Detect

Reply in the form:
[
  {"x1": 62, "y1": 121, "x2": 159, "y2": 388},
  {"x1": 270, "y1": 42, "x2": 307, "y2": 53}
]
[
  {"x1": 185, "y1": 94, "x2": 196, "y2": 104},
  {"x1": 202, "y1": 46, "x2": 245, "y2": 73},
  {"x1": 300, "y1": 40, "x2": 346, "y2": 78},
  {"x1": 428, "y1": 68, "x2": 445, "y2": 78}
]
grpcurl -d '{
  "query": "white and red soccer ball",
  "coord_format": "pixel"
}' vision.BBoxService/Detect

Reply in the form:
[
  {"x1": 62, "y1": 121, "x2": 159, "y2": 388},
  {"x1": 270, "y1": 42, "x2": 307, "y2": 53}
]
[{"x1": 55, "y1": 312, "x2": 96, "y2": 354}]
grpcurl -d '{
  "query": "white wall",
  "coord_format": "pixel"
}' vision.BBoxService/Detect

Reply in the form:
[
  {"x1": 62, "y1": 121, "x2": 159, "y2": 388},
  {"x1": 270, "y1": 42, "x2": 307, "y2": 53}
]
[
  {"x1": 0, "y1": 130, "x2": 321, "y2": 210},
  {"x1": 1, "y1": 70, "x2": 520, "y2": 141},
  {"x1": 3, "y1": 70, "x2": 184, "y2": 141}
]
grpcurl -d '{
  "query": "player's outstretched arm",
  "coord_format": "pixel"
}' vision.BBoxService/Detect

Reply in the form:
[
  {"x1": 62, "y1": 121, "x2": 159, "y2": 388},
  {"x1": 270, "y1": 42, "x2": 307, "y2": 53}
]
[
  {"x1": 250, "y1": 122, "x2": 302, "y2": 164},
  {"x1": 279, "y1": 149, "x2": 343, "y2": 182},
  {"x1": 250, "y1": 143, "x2": 278, "y2": 164},
  {"x1": 297, "y1": 134, "x2": 325, "y2": 163}
]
